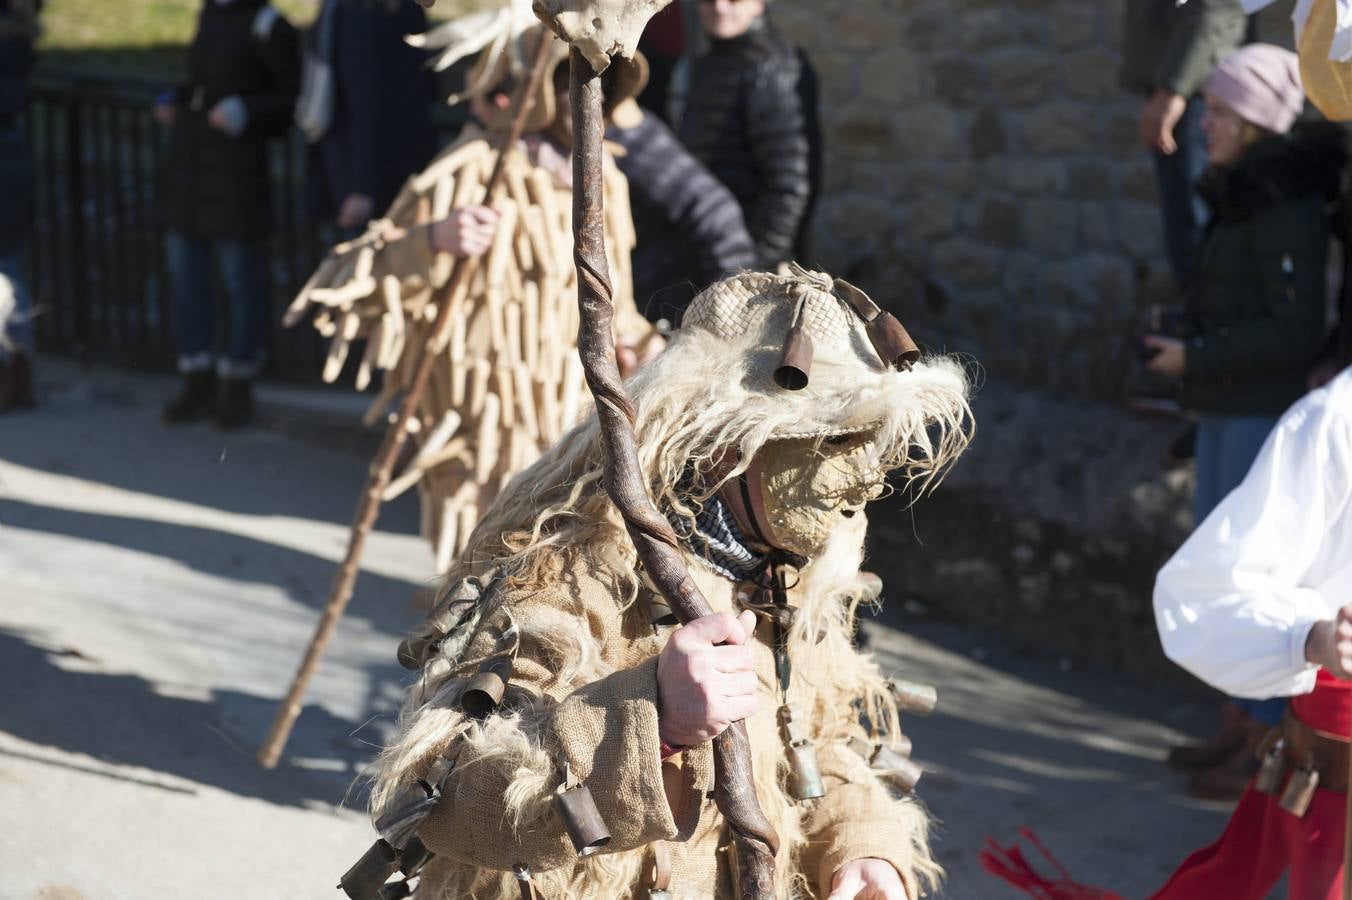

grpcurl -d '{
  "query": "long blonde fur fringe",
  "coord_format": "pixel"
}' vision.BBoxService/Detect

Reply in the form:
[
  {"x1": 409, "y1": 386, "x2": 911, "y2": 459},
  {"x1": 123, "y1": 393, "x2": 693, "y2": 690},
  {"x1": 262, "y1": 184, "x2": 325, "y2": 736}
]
[{"x1": 369, "y1": 324, "x2": 971, "y2": 898}]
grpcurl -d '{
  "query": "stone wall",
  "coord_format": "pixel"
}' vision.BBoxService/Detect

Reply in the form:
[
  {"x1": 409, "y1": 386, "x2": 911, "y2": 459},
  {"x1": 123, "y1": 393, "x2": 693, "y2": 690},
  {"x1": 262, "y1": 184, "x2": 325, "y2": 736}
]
[
  {"x1": 774, "y1": 0, "x2": 1157, "y2": 401},
  {"x1": 771, "y1": 0, "x2": 1294, "y2": 402},
  {"x1": 762, "y1": 1, "x2": 1300, "y2": 673}
]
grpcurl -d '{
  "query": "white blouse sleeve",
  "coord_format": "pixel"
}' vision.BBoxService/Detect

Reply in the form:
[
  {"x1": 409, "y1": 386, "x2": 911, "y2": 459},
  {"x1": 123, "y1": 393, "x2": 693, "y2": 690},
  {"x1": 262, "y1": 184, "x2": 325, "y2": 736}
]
[{"x1": 1153, "y1": 393, "x2": 1352, "y2": 699}]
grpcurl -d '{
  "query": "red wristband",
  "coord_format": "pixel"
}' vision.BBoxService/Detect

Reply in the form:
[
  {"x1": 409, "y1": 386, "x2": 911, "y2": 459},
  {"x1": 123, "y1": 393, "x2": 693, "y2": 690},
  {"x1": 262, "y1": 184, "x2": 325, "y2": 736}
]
[{"x1": 659, "y1": 739, "x2": 685, "y2": 759}]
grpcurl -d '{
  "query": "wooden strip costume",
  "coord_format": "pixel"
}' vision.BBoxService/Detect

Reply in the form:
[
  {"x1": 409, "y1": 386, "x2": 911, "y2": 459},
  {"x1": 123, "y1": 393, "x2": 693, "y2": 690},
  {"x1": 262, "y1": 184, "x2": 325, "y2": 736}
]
[
  {"x1": 285, "y1": 6, "x2": 652, "y2": 570},
  {"x1": 340, "y1": 268, "x2": 975, "y2": 899}
]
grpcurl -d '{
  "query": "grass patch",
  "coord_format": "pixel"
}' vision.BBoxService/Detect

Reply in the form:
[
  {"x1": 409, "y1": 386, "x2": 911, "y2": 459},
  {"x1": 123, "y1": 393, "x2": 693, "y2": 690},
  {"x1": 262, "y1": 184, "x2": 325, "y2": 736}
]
[
  {"x1": 33, "y1": 0, "x2": 493, "y2": 79},
  {"x1": 37, "y1": 0, "x2": 317, "y2": 78}
]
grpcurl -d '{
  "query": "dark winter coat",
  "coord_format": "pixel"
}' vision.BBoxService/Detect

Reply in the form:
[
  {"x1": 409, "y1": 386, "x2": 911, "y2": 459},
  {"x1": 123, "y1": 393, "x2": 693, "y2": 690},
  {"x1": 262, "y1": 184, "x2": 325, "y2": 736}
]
[
  {"x1": 162, "y1": 0, "x2": 300, "y2": 241},
  {"x1": 1182, "y1": 123, "x2": 1348, "y2": 416},
  {"x1": 677, "y1": 19, "x2": 817, "y2": 269},
  {"x1": 607, "y1": 107, "x2": 755, "y2": 323},
  {"x1": 1120, "y1": 0, "x2": 1246, "y2": 98},
  {"x1": 310, "y1": 0, "x2": 437, "y2": 219},
  {"x1": 0, "y1": 0, "x2": 39, "y2": 253}
]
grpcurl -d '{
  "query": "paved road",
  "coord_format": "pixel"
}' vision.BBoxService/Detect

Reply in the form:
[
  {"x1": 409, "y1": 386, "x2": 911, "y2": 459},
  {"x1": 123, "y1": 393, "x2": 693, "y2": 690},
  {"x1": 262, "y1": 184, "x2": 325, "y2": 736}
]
[{"x1": 0, "y1": 360, "x2": 1247, "y2": 899}]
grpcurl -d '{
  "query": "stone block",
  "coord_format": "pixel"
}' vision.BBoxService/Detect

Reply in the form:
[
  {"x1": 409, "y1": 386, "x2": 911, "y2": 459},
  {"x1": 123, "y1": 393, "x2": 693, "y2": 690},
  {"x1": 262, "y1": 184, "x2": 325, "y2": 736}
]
[
  {"x1": 899, "y1": 192, "x2": 960, "y2": 241},
  {"x1": 888, "y1": 105, "x2": 960, "y2": 159},
  {"x1": 931, "y1": 237, "x2": 1005, "y2": 289},
  {"x1": 1062, "y1": 50, "x2": 1121, "y2": 101},
  {"x1": 858, "y1": 49, "x2": 925, "y2": 104},
  {"x1": 833, "y1": 9, "x2": 907, "y2": 50},
  {"x1": 1091, "y1": 255, "x2": 1133, "y2": 310},
  {"x1": 1080, "y1": 203, "x2": 1116, "y2": 251},
  {"x1": 1021, "y1": 199, "x2": 1080, "y2": 256},
  {"x1": 933, "y1": 57, "x2": 988, "y2": 106},
  {"x1": 1021, "y1": 103, "x2": 1103, "y2": 155},
  {"x1": 982, "y1": 157, "x2": 1067, "y2": 195},
  {"x1": 1122, "y1": 158, "x2": 1158, "y2": 203},
  {"x1": 830, "y1": 191, "x2": 897, "y2": 237},
  {"x1": 958, "y1": 9, "x2": 1019, "y2": 52},
  {"x1": 987, "y1": 49, "x2": 1057, "y2": 107},
  {"x1": 1004, "y1": 251, "x2": 1043, "y2": 298},
  {"x1": 1103, "y1": 107, "x2": 1141, "y2": 159},
  {"x1": 968, "y1": 105, "x2": 1007, "y2": 160},
  {"x1": 904, "y1": 161, "x2": 978, "y2": 198},
  {"x1": 813, "y1": 49, "x2": 863, "y2": 102},
  {"x1": 903, "y1": 5, "x2": 955, "y2": 44},
  {"x1": 1045, "y1": 4, "x2": 1100, "y2": 50},
  {"x1": 774, "y1": 6, "x2": 824, "y2": 48},
  {"x1": 834, "y1": 108, "x2": 894, "y2": 159},
  {"x1": 1066, "y1": 159, "x2": 1114, "y2": 199},
  {"x1": 1117, "y1": 202, "x2": 1165, "y2": 260},
  {"x1": 975, "y1": 196, "x2": 1021, "y2": 247}
]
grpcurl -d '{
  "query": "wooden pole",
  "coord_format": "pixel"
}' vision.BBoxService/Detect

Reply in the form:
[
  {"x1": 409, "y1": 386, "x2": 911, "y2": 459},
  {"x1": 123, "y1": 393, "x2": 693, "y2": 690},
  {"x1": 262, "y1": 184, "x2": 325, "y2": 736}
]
[
  {"x1": 256, "y1": 35, "x2": 556, "y2": 770},
  {"x1": 1344, "y1": 745, "x2": 1351, "y2": 900},
  {"x1": 567, "y1": 48, "x2": 778, "y2": 898}
]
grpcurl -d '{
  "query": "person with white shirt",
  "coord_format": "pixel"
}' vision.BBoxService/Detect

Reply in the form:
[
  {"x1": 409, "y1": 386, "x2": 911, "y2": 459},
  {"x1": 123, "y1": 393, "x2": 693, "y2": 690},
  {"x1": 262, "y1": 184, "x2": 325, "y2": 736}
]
[{"x1": 1149, "y1": 368, "x2": 1352, "y2": 899}]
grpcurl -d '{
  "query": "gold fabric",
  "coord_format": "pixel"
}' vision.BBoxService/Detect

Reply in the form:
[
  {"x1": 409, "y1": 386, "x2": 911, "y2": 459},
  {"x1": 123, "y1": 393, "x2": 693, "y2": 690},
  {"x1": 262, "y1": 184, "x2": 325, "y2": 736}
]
[{"x1": 1300, "y1": 0, "x2": 1352, "y2": 121}]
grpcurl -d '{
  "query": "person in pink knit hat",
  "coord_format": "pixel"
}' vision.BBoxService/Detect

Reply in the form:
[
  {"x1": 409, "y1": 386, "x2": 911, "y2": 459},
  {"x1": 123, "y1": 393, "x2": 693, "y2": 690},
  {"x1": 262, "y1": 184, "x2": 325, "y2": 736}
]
[
  {"x1": 985, "y1": 43, "x2": 1351, "y2": 900},
  {"x1": 1138, "y1": 41, "x2": 1348, "y2": 804}
]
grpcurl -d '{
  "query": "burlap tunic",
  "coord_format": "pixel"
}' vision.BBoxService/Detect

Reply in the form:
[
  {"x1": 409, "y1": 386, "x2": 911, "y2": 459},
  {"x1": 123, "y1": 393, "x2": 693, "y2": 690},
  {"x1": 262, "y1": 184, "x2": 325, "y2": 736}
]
[{"x1": 387, "y1": 545, "x2": 931, "y2": 899}]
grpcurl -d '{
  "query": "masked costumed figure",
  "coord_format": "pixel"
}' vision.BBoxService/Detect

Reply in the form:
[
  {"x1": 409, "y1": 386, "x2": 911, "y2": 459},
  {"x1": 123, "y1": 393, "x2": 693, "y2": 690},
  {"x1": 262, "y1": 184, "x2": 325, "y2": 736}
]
[
  {"x1": 285, "y1": 2, "x2": 657, "y2": 571},
  {"x1": 339, "y1": 266, "x2": 972, "y2": 900}
]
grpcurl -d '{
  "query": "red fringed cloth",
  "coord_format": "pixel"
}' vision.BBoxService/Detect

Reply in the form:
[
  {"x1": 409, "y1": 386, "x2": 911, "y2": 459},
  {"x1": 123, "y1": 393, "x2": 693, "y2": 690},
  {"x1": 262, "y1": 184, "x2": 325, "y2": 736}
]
[
  {"x1": 983, "y1": 672, "x2": 1352, "y2": 900},
  {"x1": 979, "y1": 828, "x2": 1127, "y2": 900}
]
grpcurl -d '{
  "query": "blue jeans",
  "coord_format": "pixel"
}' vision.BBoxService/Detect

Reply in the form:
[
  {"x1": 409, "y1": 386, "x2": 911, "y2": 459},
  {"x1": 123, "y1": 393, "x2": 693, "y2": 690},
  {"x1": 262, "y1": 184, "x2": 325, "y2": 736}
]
[
  {"x1": 1195, "y1": 413, "x2": 1287, "y2": 727},
  {"x1": 1193, "y1": 414, "x2": 1279, "y2": 523},
  {"x1": 165, "y1": 231, "x2": 267, "y2": 376},
  {"x1": 0, "y1": 250, "x2": 33, "y2": 359},
  {"x1": 1152, "y1": 95, "x2": 1209, "y2": 291}
]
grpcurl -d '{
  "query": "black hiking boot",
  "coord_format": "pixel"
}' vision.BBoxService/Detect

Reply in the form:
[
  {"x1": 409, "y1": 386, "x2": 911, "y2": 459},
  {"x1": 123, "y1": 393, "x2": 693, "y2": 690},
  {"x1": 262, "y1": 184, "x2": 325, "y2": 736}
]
[
  {"x1": 214, "y1": 377, "x2": 253, "y2": 429},
  {"x1": 163, "y1": 370, "x2": 217, "y2": 424}
]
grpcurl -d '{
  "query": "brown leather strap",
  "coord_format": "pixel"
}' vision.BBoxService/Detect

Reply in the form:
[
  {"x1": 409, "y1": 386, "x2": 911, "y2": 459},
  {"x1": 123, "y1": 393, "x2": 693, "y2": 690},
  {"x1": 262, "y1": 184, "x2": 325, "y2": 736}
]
[
  {"x1": 1283, "y1": 715, "x2": 1350, "y2": 793},
  {"x1": 513, "y1": 863, "x2": 546, "y2": 900}
]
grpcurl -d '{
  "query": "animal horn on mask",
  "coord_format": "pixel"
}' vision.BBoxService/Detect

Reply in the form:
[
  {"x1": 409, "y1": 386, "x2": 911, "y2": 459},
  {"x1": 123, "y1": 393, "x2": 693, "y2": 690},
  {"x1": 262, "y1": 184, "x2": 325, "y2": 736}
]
[
  {"x1": 832, "y1": 277, "x2": 920, "y2": 371},
  {"x1": 774, "y1": 296, "x2": 814, "y2": 390}
]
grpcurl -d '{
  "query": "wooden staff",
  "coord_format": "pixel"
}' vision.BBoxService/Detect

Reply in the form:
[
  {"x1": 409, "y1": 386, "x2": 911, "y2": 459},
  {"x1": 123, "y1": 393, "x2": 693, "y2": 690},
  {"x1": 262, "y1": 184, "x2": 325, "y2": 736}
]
[
  {"x1": 256, "y1": 35, "x2": 556, "y2": 770},
  {"x1": 567, "y1": 49, "x2": 778, "y2": 898},
  {"x1": 1344, "y1": 748, "x2": 1351, "y2": 900}
]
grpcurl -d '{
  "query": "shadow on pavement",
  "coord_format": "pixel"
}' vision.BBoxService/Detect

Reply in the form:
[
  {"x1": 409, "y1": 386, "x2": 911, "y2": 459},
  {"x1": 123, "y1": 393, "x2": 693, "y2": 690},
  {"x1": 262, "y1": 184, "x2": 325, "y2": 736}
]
[
  {"x1": 0, "y1": 626, "x2": 381, "y2": 812},
  {"x1": 0, "y1": 497, "x2": 429, "y2": 619}
]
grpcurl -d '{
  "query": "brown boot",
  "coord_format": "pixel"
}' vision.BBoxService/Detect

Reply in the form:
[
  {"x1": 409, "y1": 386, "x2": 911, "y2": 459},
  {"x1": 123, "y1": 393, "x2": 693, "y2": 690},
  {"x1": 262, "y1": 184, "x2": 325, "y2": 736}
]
[
  {"x1": 1167, "y1": 702, "x2": 1249, "y2": 770},
  {"x1": 1185, "y1": 717, "x2": 1271, "y2": 802}
]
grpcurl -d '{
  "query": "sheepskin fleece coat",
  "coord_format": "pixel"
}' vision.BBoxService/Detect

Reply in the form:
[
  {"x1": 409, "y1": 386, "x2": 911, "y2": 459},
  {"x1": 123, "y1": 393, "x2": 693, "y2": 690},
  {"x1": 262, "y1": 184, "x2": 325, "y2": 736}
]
[{"x1": 379, "y1": 545, "x2": 933, "y2": 899}]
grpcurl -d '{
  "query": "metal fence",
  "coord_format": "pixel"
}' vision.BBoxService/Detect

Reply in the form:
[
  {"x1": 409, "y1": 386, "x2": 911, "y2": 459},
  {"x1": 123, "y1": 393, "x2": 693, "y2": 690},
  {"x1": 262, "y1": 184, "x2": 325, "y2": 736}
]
[{"x1": 25, "y1": 71, "x2": 328, "y2": 380}]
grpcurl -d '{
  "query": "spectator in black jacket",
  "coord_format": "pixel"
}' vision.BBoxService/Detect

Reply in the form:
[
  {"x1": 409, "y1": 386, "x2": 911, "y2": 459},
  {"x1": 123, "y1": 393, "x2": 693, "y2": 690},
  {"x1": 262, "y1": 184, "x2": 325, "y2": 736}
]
[
  {"x1": 0, "y1": 0, "x2": 39, "y2": 412},
  {"x1": 606, "y1": 98, "x2": 755, "y2": 326},
  {"x1": 155, "y1": 0, "x2": 300, "y2": 428},
  {"x1": 677, "y1": 0, "x2": 819, "y2": 270},
  {"x1": 305, "y1": 0, "x2": 437, "y2": 235}
]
